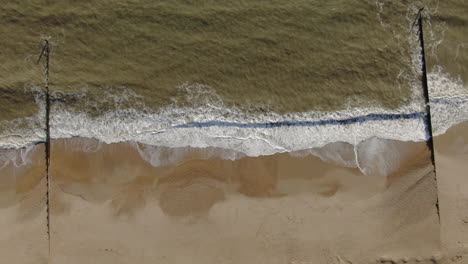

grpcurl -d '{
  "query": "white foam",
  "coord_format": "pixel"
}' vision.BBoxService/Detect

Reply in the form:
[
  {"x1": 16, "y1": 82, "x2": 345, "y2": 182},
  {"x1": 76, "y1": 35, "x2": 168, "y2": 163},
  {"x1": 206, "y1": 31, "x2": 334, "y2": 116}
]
[
  {"x1": 0, "y1": 77, "x2": 466, "y2": 159},
  {"x1": 41, "y1": 83, "x2": 430, "y2": 157},
  {"x1": 431, "y1": 97, "x2": 468, "y2": 136},
  {"x1": 0, "y1": 144, "x2": 39, "y2": 169},
  {"x1": 0, "y1": 86, "x2": 46, "y2": 149},
  {"x1": 132, "y1": 143, "x2": 245, "y2": 168},
  {"x1": 1, "y1": 5, "x2": 467, "y2": 161},
  {"x1": 429, "y1": 68, "x2": 468, "y2": 135}
]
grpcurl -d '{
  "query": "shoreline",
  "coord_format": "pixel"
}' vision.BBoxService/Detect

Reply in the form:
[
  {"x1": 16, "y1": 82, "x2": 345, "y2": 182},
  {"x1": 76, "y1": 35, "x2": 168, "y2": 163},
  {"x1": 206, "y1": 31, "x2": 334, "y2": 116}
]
[
  {"x1": 47, "y1": 132, "x2": 438, "y2": 263},
  {"x1": 4, "y1": 120, "x2": 468, "y2": 263},
  {"x1": 1, "y1": 70, "x2": 466, "y2": 153},
  {"x1": 1, "y1": 93, "x2": 467, "y2": 155}
]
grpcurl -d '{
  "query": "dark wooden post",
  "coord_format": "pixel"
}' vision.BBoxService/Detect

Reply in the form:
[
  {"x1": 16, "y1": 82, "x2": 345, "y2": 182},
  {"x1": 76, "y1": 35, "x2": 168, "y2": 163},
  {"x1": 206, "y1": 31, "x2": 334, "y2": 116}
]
[{"x1": 37, "y1": 39, "x2": 51, "y2": 250}]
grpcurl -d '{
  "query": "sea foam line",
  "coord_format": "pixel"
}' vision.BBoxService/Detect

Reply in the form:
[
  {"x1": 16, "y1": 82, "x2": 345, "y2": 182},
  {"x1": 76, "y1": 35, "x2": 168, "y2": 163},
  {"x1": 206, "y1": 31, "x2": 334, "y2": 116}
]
[
  {"x1": 1, "y1": 94, "x2": 465, "y2": 169},
  {"x1": 172, "y1": 112, "x2": 425, "y2": 129},
  {"x1": 0, "y1": 93, "x2": 465, "y2": 152}
]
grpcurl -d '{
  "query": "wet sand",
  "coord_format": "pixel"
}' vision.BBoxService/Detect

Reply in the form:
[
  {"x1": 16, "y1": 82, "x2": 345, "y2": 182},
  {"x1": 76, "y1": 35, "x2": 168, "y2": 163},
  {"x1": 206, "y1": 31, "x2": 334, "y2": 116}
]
[
  {"x1": 434, "y1": 121, "x2": 468, "y2": 262},
  {"x1": 48, "y1": 137, "x2": 440, "y2": 264},
  {"x1": 0, "y1": 145, "x2": 48, "y2": 264}
]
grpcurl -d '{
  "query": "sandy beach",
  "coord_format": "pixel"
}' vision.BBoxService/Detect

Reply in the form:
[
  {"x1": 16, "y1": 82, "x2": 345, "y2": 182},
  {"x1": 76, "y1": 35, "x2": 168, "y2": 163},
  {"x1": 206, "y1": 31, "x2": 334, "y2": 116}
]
[
  {"x1": 0, "y1": 145, "x2": 48, "y2": 264},
  {"x1": 435, "y1": 121, "x2": 468, "y2": 262},
  {"x1": 45, "y1": 137, "x2": 441, "y2": 264},
  {"x1": 4, "y1": 128, "x2": 468, "y2": 263}
]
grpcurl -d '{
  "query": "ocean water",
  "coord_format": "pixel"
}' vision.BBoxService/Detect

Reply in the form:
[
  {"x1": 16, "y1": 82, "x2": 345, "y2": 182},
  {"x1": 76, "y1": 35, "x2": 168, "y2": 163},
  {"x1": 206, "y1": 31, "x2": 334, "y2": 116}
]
[{"x1": 0, "y1": 0, "x2": 467, "y2": 159}]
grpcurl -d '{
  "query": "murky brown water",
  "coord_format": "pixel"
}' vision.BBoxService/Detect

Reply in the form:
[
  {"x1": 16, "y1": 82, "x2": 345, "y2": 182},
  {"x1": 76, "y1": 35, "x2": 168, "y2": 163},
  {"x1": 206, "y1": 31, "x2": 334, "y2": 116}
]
[{"x1": 1, "y1": 0, "x2": 454, "y2": 124}]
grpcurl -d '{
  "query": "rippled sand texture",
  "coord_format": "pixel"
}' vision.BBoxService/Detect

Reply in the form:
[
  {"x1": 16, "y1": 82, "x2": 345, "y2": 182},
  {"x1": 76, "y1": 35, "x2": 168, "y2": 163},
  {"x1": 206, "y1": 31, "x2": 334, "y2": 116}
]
[
  {"x1": 49, "y1": 138, "x2": 440, "y2": 264},
  {"x1": 0, "y1": 145, "x2": 48, "y2": 264},
  {"x1": 435, "y1": 122, "x2": 468, "y2": 262}
]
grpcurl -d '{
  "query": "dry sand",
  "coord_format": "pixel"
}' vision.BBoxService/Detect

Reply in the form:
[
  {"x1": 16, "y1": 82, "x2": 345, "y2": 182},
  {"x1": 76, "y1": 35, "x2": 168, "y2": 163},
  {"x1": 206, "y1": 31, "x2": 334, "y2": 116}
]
[
  {"x1": 434, "y1": 121, "x2": 468, "y2": 263},
  {"x1": 47, "y1": 138, "x2": 441, "y2": 264},
  {"x1": 0, "y1": 145, "x2": 48, "y2": 264}
]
